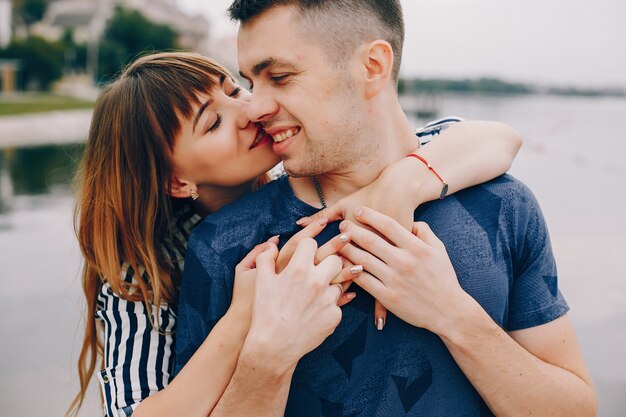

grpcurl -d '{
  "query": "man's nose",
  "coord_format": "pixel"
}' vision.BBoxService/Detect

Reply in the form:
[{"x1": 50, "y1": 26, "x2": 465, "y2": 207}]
[
  {"x1": 236, "y1": 100, "x2": 253, "y2": 130},
  {"x1": 246, "y1": 88, "x2": 279, "y2": 123}
]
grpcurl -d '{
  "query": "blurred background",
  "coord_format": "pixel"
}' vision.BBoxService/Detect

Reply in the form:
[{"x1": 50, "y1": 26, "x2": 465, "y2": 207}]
[{"x1": 0, "y1": 0, "x2": 624, "y2": 416}]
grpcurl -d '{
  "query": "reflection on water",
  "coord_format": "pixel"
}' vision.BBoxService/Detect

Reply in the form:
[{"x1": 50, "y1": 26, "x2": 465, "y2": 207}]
[{"x1": 0, "y1": 143, "x2": 84, "y2": 213}]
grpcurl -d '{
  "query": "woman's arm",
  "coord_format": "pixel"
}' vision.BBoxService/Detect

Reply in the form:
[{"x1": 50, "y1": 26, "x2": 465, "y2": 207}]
[
  {"x1": 299, "y1": 119, "x2": 523, "y2": 230},
  {"x1": 296, "y1": 119, "x2": 522, "y2": 330},
  {"x1": 131, "y1": 310, "x2": 249, "y2": 417},
  {"x1": 126, "y1": 226, "x2": 355, "y2": 417},
  {"x1": 130, "y1": 240, "x2": 277, "y2": 417}
]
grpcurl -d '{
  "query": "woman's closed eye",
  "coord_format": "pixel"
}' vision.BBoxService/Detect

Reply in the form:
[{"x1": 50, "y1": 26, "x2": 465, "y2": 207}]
[
  {"x1": 207, "y1": 115, "x2": 222, "y2": 133},
  {"x1": 229, "y1": 87, "x2": 242, "y2": 97}
]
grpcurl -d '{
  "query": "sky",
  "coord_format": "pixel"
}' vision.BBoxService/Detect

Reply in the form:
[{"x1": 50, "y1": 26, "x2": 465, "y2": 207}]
[{"x1": 177, "y1": 0, "x2": 626, "y2": 88}]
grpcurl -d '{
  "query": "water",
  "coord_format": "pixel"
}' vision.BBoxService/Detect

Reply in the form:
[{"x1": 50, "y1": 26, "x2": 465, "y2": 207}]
[{"x1": 1, "y1": 94, "x2": 625, "y2": 416}]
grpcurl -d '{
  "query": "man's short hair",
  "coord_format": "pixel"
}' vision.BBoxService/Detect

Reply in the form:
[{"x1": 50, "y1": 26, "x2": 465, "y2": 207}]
[{"x1": 228, "y1": 0, "x2": 405, "y2": 84}]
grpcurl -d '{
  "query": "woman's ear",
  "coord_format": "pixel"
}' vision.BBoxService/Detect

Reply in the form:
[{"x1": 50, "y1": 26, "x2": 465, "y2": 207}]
[
  {"x1": 362, "y1": 40, "x2": 394, "y2": 99},
  {"x1": 168, "y1": 176, "x2": 196, "y2": 199}
]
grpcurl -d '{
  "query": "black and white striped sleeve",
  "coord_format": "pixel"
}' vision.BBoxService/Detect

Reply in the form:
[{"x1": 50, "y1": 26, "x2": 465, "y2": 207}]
[
  {"x1": 414, "y1": 116, "x2": 465, "y2": 146},
  {"x1": 95, "y1": 265, "x2": 176, "y2": 417}
]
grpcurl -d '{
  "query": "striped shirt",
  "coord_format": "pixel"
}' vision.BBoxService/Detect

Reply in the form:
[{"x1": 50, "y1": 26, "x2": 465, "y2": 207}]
[
  {"x1": 96, "y1": 204, "x2": 201, "y2": 417},
  {"x1": 94, "y1": 117, "x2": 461, "y2": 417}
]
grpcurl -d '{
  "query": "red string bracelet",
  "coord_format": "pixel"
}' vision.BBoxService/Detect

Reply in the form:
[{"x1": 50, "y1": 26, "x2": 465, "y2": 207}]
[{"x1": 406, "y1": 153, "x2": 449, "y2": 200}]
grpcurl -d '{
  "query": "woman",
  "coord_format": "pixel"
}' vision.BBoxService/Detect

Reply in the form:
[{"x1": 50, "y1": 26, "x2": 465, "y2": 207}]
[{"x1": 69, "y1": 52, "x2": 521, "y2": 417}]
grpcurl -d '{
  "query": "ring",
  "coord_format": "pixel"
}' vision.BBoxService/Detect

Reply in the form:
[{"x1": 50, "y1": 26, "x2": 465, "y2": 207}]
[{"x1": 333, "y1": 283, "x2": 344, "y2": 300}]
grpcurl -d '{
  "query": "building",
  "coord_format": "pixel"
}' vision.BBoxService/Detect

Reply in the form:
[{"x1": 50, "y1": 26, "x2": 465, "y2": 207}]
[
  {"x1": 31, "y1": 0, "x2": 210, "y2": 52},
  {"x1": 0, "y1": 59, "x2": 21, "y2": 93},
  {"x1": 0, "y1": 0, "x2": 11, "y2": 48}
]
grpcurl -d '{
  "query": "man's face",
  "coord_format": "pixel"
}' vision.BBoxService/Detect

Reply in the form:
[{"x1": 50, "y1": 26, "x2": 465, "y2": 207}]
[{"x1": 237, "y1": 6, "x2": 365, "y2": 177}]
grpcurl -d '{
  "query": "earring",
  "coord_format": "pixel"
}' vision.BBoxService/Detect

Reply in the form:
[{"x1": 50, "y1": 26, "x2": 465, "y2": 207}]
[{"x1": 190, "y1": 189, "x2": 199, "y2": 200}]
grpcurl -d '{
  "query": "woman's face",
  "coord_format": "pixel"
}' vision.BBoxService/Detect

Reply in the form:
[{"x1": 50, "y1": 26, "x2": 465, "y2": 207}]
[{"x1": 171, "y1": 75, "x2": 279, "y2": 189}]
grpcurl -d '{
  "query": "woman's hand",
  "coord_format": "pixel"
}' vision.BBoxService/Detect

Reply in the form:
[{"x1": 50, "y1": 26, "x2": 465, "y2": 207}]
[
  {"x1": 338, "y1": 207, "x2": 472, "y2": 335},
  {"x1": 294, "y1": 157, "x2": 426, "y2": 329},
  {"x1": 229, "y1": 221, "x2": 359, "y2": 333},
  {"x1": 243, "y1": 239, "x2": 353, "y2": 373},
  {"x1": 275, "y1": 217, "x2": 359, "y2": 306},
  {"x1": 228, "y1": 236, "x2": 281, "y2": 330}
]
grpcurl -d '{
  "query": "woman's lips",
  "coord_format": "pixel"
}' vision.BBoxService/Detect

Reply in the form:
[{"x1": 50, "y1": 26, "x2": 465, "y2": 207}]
[{"x1": 250, "y1": 129, "x2": 272, "y2": 150}]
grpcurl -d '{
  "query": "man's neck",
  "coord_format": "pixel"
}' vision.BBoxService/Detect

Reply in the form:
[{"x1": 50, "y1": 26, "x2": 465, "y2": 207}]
[
  {"x1": 290, "y1": 102, "x2": 417, "y2": 208},
  {"x1": 194, "y1": 180, "x2": 257, "y2": 216}
]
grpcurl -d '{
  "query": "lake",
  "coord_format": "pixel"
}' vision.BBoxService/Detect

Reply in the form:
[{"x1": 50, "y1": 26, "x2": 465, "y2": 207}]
[{"x1": 1, "y1": 93, "x2": 625, "y2": 416}]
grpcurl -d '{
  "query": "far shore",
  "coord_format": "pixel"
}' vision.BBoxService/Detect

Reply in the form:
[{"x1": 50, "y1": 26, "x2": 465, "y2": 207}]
[{"x1": 0, "y1": 109, "x2": 93, "y2": 149}]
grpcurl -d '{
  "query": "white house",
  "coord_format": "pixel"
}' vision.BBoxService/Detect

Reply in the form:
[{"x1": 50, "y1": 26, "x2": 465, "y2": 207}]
[
  {"x1": 31, "y1": 0, "x2": 210, "y2": 52},
  {"x1": 0, "y1": 0, "x2": 11, "y2": 48}
]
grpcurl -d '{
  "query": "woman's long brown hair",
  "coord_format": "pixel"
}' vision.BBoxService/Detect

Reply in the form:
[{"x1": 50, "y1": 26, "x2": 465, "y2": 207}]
[{"x1": 68, "y1": 52, "x2": 234, "y2": 416}]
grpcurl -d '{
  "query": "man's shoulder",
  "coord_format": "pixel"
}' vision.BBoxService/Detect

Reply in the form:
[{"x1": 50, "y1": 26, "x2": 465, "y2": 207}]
[
  {"x1": 455, "y1": 174, "x2": 535, "y2": 207},
  {"x1": 417, "y1": 174, "x2": 538, "y2": 224},
  {"x1": 188, "y1": 177, "x2": 291, "y2": 256}
]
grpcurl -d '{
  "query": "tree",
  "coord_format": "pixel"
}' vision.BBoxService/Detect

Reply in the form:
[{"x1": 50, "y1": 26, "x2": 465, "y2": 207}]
[
  {"x1": 97, "y1": 7, "x2": 179, "y2": 82},
  {"x1": 0, "y1": 36, "x2": 64, "y2": 90},
  {"x1": 14, "y1": 0, "x2": 48, "y2": 27}
]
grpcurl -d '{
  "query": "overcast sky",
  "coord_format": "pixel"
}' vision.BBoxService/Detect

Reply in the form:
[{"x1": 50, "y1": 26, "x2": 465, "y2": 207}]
[{"x1": 177, "y1": 0, "x2": 626, "y2": 88}]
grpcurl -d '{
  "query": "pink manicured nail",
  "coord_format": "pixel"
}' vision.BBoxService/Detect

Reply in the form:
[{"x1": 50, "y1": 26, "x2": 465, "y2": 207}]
[
  {"x1": 296, "y1": 218, "x2": 307, "y2": 226},
  {"x1": 339, "y1": 220, "x2": 348, "y2": 231},
  {"x1": 350, "y1": 265, "x2": 363, "y2": 275},
  {"x1": 354, "y1": 207, "x2": 364, "y2": 217},
  {"x1": 339, "y1": 233, "x2": 350, "y2": 243},
  {"x1": 345, "y1": 293, "x2": 356, "y2": 301},
  {"x1": 376, "y1": 317, "x2": 384, "y2": 331},
  {"x1": 317, "y1": 217, "x2": 328, "y2": 226}
]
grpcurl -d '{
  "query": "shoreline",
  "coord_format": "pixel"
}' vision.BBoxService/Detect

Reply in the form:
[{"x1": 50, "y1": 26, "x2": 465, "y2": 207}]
[{"x1": 0, "y1": 110, "x2": 92, "y2": 149}]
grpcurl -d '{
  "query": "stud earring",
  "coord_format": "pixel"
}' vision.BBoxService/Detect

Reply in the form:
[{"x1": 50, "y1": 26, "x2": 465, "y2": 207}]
[{"x1": 190, "y1": 189, "x2": 199, "y2": 200}]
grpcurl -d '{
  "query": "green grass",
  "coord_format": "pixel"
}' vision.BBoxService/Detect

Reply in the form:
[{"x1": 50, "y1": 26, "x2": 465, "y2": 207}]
[{"x1": 0, "y1": 94, "x2": 95, "y2": 116}]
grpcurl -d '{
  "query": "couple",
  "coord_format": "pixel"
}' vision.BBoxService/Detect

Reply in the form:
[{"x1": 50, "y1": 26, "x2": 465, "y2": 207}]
[{"x1": 70, "y1": 1, "x2": 596, "y2": 417}]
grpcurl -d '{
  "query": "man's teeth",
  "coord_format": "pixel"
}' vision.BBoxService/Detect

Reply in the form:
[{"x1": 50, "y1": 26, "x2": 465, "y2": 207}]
[{"x1": 272, "y1": 128, "x2": 298, "y2": 143}]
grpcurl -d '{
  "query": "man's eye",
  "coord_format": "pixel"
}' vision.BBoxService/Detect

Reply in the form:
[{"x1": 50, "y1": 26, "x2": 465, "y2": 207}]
[
  {"x1": 270, "y1": 74, "x2": 289, "y2": 83},
  {"x1": 207, "y1": 115, "x2": 222, "y2": 133},
  {"x1": 229, "y1": 87, "x2": 241, "y2": 97}
]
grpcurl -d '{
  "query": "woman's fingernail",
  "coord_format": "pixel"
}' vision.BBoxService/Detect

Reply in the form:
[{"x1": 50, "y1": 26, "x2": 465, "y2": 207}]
[
  {"x1": 350, "y1": 265, "x2": 363, "y2": 275},
  {"x1": 317, "y1": 217, "x2": 328, "y2": 226},
  {"x1": 376, "y1": 317, "x2": 385, "y2": 331},
  {"x1": 345, "y1": 292, "x2": 356, "y2": 301},
  {"x1": 339, "y1": 220, "x2": 348, "y2": 231},
  {"x1": 339, "y1": 233, "x2": 350, "y2": 243},
  {"x1": 354, "y1": 207, "x2": 364, "y2": 217},
  {"x1": 296, "y1": 218, "x2": 307, "y2": 226},
  {"x1": 268, "y1": 235, "x2": 280, "y2": 243}
]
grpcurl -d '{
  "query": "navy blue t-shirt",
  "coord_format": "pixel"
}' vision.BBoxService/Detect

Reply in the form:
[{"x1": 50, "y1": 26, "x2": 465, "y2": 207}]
[{"x1": 176, "y1": 174, "x2": 568, "y2": 417}]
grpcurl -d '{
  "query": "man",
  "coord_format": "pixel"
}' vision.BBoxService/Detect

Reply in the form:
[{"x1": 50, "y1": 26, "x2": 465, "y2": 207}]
[{"x1": 176, "y1": 1, "x2": 596, "y2": 416}]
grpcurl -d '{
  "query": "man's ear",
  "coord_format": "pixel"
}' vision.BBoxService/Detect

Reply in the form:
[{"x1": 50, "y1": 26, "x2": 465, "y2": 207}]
[
  {"x1": 168, "y1": 176, "x2": 195, "y2": 199},
  {"x1": 362, "y1": 40, "x2": 394, "y2": 99}
]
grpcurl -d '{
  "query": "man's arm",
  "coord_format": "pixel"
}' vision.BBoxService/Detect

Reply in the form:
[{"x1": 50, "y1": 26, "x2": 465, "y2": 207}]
[
  {"x1": 337, "y1": 203, "x2": 597, "y2": 417},
  {"x1": 439, "y1": 297, "x2": 596, "y2": 417}
]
